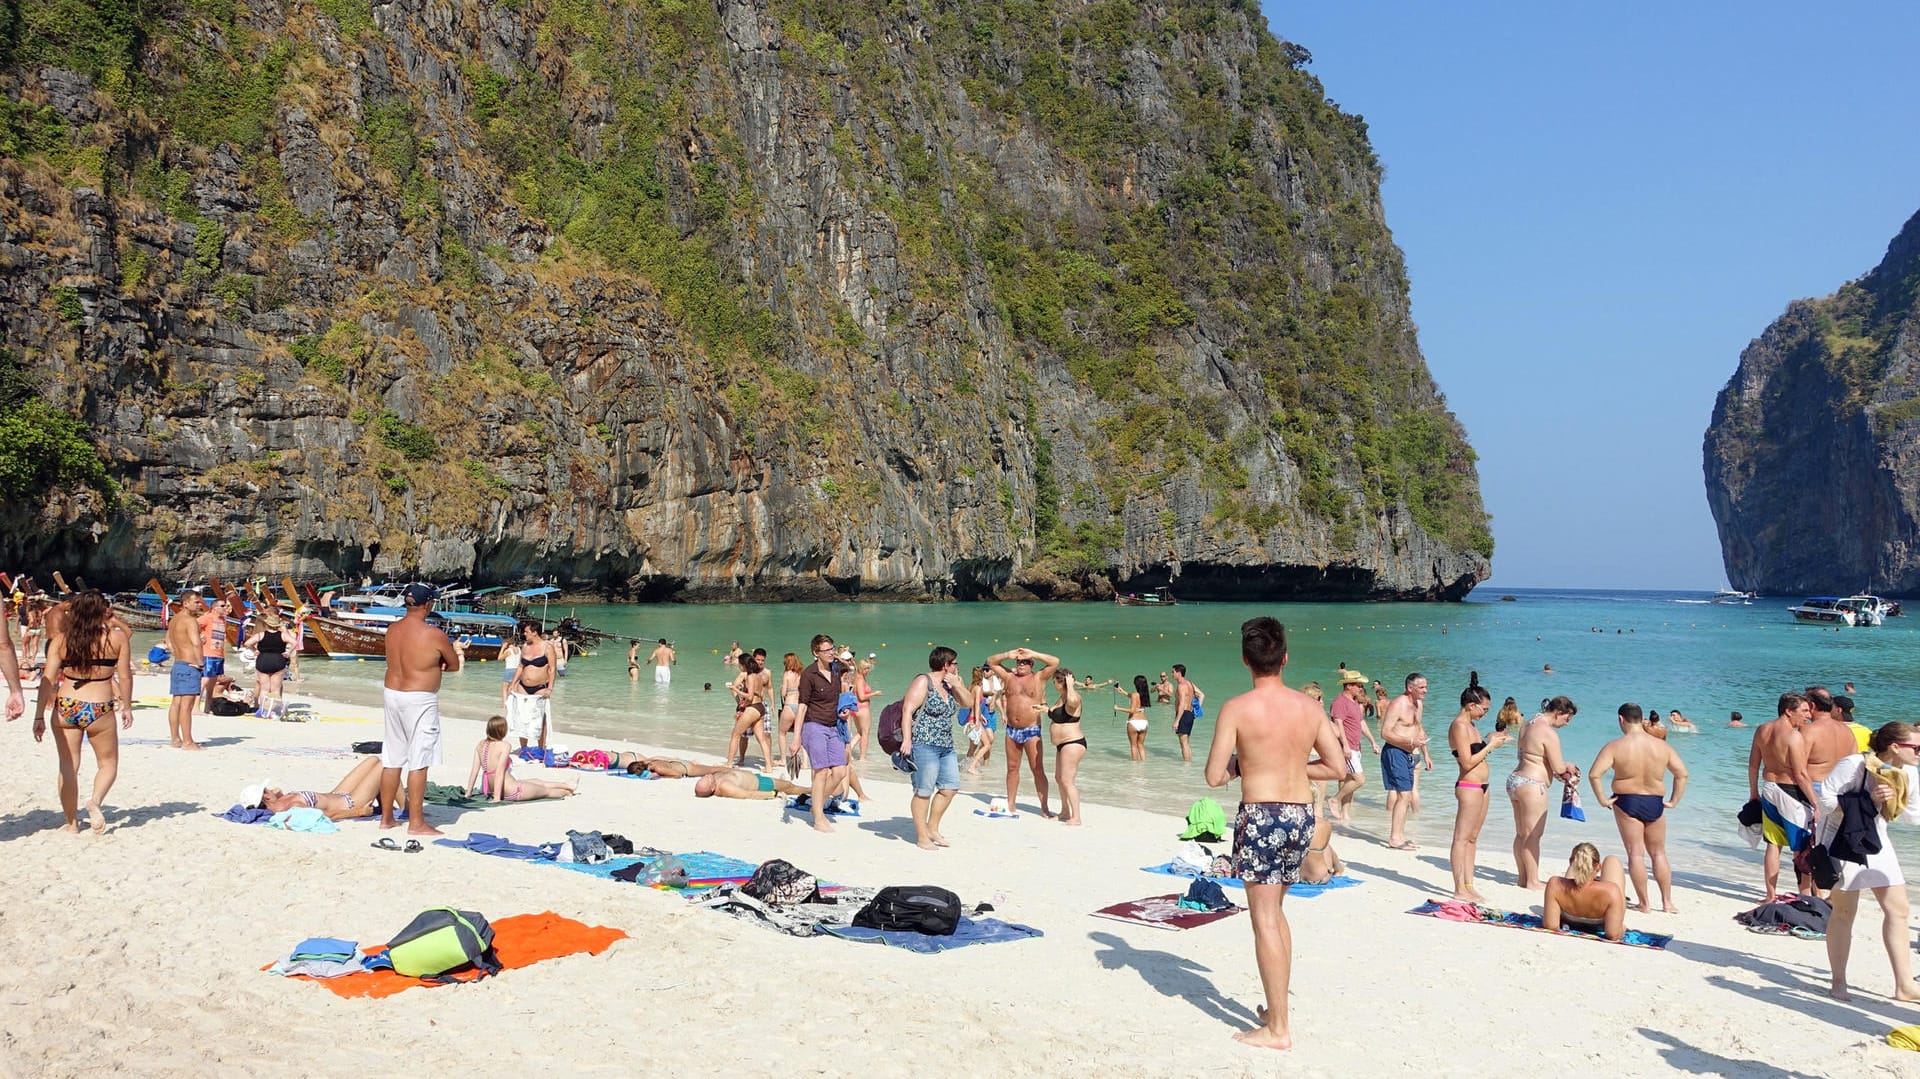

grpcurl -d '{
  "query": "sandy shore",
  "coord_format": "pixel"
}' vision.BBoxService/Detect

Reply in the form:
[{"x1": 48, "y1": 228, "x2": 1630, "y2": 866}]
[{"x1": 2, "y1": 671, "x2": 1917, "y2": 1077}]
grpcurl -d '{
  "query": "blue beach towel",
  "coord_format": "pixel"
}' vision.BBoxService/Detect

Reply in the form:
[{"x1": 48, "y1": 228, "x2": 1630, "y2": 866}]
[
  {"x1": 548, "y1": 850, "x2": 759, "y2": 884},
  {"x1": 432, "y1": 832, "x2": 562, "y2": 861},
  {"x1": 1287, "y1": 874, "x2": 1364, "y2": 898},
  {"x1": 1141, "y1": 862, "x2": 1244, "y2": 889},
  {"x1": 822, "y1": 917, "x2": 1043, "y2": 953},
  {"x1": 972, "y1": 809, "x2": 1021, "y2": 819},
  {"x1": 1407, "y1": 900, "x2": 1674, "y2": 950},
  {"x1": 218, "y1": 805, "x2": 274, "y2": 824}
]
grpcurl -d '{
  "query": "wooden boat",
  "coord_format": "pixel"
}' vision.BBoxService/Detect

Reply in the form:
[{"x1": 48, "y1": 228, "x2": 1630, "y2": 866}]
[
  {"x1": 1114, "y1": 587, "x2": 1178, "y2": 607},
  {"x1": 305, "y1": 614, "x2": 505, "y2": 662},
  {"x1": 1789, "y1": 598, "x2": 1856, "y2": 626}
]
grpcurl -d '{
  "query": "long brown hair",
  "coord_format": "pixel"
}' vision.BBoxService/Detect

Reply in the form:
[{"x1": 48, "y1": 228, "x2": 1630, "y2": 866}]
[{"x1": 62, "y1": 591, "x2": 113, "y2": 671}]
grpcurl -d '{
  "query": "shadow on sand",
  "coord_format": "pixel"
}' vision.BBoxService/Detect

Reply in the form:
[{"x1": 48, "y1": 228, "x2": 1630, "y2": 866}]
[{"x1": 1088, "y1": 930, "x2": 1259, "y2": 1031}]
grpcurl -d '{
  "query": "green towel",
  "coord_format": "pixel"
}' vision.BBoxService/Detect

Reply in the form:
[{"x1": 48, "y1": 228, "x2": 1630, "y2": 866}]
[
  {"x1": 1179, "y1": 797, "x2": 1227, "y2": 841},
  {"x1": 422, "y1": 782, "x2": 535, "y2": 808}
]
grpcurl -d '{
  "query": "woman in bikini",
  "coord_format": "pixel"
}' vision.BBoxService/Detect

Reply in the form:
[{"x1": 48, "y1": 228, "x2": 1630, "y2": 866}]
[
  {"x1": 33, "y1": 590, "x2": 132, "y2": 833},
  {"x1": 1048, "y1": 667, "x2": 1088, "y2": 825},
  {"x1": 506, "y1": 621, "x2": 554, "y2": 749},
  {"x1": 776, "y1": 652, "x2": 801, "y2": 771},
  {"x1": 1542, "y1": 841, "x2": 1627, "y2": 941},
  {"x1": 723, "y1": 654, "x2": 771, "y2": 767},
  {"x1": 255, "y1": 756, "x2": 385, "y2": 820},
  {"x1": 467, "y1": 715, "x2": 577, "y2": 801},
  {"x1": 962, "y1": 665, "x2": 991, "y2": 773},
  {"x1": 1447, "y1": 671, "x2": 1506, "y2": 903},
  {"x1": 1117, "y1": 674, "x2": 1151, "y2": 762},
  {"x1": 852, "y1": 656, "x2": 878, "y2": 761},
  {"x1": 1507, "y1": 695, "x2": 1580, "y2": 889}
]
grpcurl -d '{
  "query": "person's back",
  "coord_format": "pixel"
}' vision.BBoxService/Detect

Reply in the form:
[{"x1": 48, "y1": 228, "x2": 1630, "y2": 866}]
[
  {"x1": 1804, "y1": 716, "x2": 1858, "y2": 782},
  {"x1": 1230, "y1": 685, "x2": 1331, "y2": 804},
  {"x1": 385, "y1": 610, "x2": 454, "y2": 692}
]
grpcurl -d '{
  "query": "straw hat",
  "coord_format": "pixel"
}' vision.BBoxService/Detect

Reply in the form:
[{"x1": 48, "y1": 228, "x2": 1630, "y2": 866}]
[{"x1": 1339, "y1": 670, "x2": 1368, "y2": 685}]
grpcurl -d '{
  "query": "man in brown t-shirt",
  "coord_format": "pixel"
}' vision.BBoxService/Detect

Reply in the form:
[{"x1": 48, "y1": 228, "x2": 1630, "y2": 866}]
[{"x1": 791, "y1": 633, "x2": 848, "y2": 832}]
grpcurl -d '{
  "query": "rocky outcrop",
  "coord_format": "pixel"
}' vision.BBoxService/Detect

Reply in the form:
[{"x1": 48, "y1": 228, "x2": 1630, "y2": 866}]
[
  {"x1": 1704, "y1": 208, "x2": 1920, "y2": 594},
  {"x1": 0, "y1": 0, "x2": 1490, "y2": 600}
]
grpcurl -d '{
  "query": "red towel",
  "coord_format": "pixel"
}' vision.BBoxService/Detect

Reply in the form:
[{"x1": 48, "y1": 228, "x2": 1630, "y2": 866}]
[{"x1": 286, "y1": 911, "x2": 627, "y2": 999}]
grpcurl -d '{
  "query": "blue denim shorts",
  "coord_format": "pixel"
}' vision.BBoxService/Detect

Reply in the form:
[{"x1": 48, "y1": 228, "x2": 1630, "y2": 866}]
[{"x1": 909, "y1": 743, "x2": 960, "y2": 796}]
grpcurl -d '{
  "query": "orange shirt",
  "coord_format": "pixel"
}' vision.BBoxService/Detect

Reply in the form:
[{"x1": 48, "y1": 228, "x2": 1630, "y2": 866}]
[{"x1": 198, "y1": 611, "x2": 226, "y2": 656}]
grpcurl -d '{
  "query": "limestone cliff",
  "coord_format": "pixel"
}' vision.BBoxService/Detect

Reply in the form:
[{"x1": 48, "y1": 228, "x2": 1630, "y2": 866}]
[
  {"x1": 1704, "y1": 208, "x2": 1920, "y2": 594},
  {"x1": 0, "y1": 0, "x2": 1491, "y2": 600}
]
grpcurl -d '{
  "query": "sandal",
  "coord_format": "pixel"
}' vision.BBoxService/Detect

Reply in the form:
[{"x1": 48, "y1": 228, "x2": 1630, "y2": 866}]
[
  {"x1": 371, "y1": 837, "x2": 401, "y2": 852},
  {"x1": 1387, "y1": 840, "x2": 1420, "y2": 851},
  {"x1": 403, "y1": 839, "x2": 424, "y2": 854}
]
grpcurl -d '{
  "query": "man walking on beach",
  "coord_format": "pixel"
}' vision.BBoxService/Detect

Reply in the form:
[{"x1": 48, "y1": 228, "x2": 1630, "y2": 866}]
[
  {"x1": 1589, "y1": 703, "x2": 1689, "y2": 913},
  {"x1": 380, "y1": 583, "x2": 460, "y2": 837},
  {"x1": 1749, "y1": 692, "x2": 1818, "y2": 900},
  {"x1": 1204, "y1": 617, "x2": 1346, "y2": 1051},
  {"x1": 164, "y1": 591, "x2": 209, "y2": 749},
  {"x1": 1330, "y1": 671, "x2": 1378, "y2": 820},
  {"x1": 1379, "y1": 673, "x2": 1430, "y2": 849},
  {"x1": 1172, "y1": 663, "x2": 1203, "y2": 762},
  {"x1": 792, "y1": 633, "x2": 849, "y2": 832},
  {"x1": 987, "y1": 646, "x2": 1060, "y2": 817}
]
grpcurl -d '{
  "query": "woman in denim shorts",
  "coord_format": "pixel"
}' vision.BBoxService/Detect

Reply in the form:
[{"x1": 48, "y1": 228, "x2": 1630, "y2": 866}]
[{"x1": 899, "y1": 645, "x2": 975, "y2": 851}]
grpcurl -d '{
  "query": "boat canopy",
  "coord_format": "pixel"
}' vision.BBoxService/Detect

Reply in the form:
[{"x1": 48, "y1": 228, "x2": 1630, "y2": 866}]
[
  {"x1": 512, "y1": 586, "x2": 560, "y2": 598},
  {"x1": 470, "y1": 586, "x2": 509, "y2": 597}
]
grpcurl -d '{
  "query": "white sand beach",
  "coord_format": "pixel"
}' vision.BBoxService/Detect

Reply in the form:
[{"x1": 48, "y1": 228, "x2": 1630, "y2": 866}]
[{"x1": 3, "y1": 671, "x2": 1917, "y2": 1077}]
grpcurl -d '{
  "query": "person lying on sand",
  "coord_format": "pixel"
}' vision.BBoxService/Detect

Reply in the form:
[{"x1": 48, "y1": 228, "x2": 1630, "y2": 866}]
[
  {"x1": 1542, "y1": 841, "x2": 1627, "y2": 941},
  {"x1": 613, "y1": 753, "x2": 734, "y2": 779},
  {"x1": 248, "y1": 756, "x2": 383, "y2": 821},
  {"x1": 693, "y1": 768, "x2": 810, "y2": 799}
]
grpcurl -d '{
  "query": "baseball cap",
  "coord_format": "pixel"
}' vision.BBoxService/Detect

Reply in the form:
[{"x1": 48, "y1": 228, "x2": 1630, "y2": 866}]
[
  {"x1": 402, "y1": 583, "x2": 437, "y2": 606},
  {"x1": 837, "y1": 648, "x2": 853, "y2": 661},
  {"x1": 238, "y1": 781, "x2": 270, "y2": 809}
]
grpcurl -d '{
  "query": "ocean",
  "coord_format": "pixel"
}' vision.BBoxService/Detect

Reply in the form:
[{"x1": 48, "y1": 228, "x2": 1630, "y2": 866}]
[{"x1": 241, "y1": 587, "x2": 1920, "y2": 885}]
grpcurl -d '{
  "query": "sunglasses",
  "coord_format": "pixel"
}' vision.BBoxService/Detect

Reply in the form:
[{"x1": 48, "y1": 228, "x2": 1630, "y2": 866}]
[{"x1": 1898, "y1": 741, "x2": 1920, "y2": 751}]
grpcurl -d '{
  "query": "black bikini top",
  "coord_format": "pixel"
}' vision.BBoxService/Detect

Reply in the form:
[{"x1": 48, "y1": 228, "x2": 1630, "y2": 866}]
[
  {"x1": 1048, "y1": 702, "x2": 1078, "y2": 724},
  {"x1": 521, "y1": 654, "x2": 550, "y2": 668},
  {"x1": 1454, "y1": 740, "x2": 1487, "y2": 759}
]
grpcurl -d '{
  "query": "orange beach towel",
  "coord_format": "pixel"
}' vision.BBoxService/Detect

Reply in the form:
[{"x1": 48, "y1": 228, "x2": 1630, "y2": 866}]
[{"x1": 285, "y1": 911, "x2": 627, "y2": 999}]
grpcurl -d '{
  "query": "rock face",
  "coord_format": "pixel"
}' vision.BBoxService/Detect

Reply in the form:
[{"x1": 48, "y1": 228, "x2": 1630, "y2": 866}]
[
  {"x1": 0, "y1": 0, "x2": 1490, "y2": 600},
  {"x1": 1705, "y1": 208, "x2": 1920, "y2": 594}
]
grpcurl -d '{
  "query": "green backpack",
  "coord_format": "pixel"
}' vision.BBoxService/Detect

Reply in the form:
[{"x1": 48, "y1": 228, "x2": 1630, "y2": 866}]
[
  {"x1": 1179, "y1": 797, "x2": 1227, "y2": 842},
  {"x1": 385, "y1": 908, "x2": 500, "y2": 981}
]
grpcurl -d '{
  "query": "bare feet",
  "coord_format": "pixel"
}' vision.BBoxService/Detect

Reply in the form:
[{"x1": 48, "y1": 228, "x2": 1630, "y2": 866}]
[
  {"x1": 1236, "y1": 1008, "x2": 1293, "y2": 1050},
  {"x1": 1661, "y1": 903, "x2": 1680, "y2": 914},
  {"x1": 930, "y1": 834, "x2": 950, "y2": 847},
  {"x1": 1893, "y1": 979, "x2": 1920, "y2": 1002},
  {"x1": 58, "y1": 821, "x2": 79, "y2": 834},
  {"x1": 1387, "y1": 839, "x2": 1418, "y2": 851},
  {"x1": 917, "y1": 839, "x2": 937, "y2": 850},
  {"x1": 1063, "y1": 816, "x2": 1083, "y2": 827},
  {"x1": 180, "y1": 742, "x2": 204, "y2": 751},
  {"x1": 1829, "y1": 983, "x2": 1852, "y2": 1002},
  {"x1": 84, "y1": 801, "x2": 107, "y2": 832},
  {"x1": 812, "y1": 821, "x2": 836, "y2": 834},
  {"x1": 1040, "y1": 807, "x2": 1055, "y2": 819},
  {"x1": 379, "y1": 819, "x2": 405, "y2": 830},
  {"x1": 406, "y1": 824, "x2": 444, "y2": 837},
  {"x1": 1629, "y1": 901, "x2": 1652, "y2": 913}
]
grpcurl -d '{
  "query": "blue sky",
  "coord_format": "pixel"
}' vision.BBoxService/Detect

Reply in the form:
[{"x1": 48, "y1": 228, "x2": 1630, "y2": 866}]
[{"x1": 1260, "y1": 3, "x2": 1920, "y2": 589}]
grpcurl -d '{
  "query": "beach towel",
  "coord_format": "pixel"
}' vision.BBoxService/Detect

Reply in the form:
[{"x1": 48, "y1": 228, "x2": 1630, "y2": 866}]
[
  {"x1": 217, "y1": 805, "x2": 274, "y2": 824},
  {"x1": 268, "y1": 807, "x2": 338, "y2": 833},
  {"x1": 553, "y1": 850, "x2": 758, "y2": 888},
  {"x1": 420, "y1": 782, "x2": 544, "y2": 808},
  {"x1": 1092, "y1": 894, "x2": 1244, "y2": 931},
  {"x1": 972, "y1": 808, "x2": 1020, "y2": 819},
  {"x1": 692, "y1": 884, "x2": 877, "y2": 938},
  {"x1": 787, "y1": 796, "x2": 859, "y2": 817},
  {"x1": 1141, "y1": 862, "x2": 1244, "y2": 889},
  {"x1": 1760, "y1": 781, "x2": 1814, "y2": 852},
  {"x1": 823, "y1": 917, "x2": 1043, "y2": 952},
  {"x1": 1287, "y1": 874, "x2": 1364, "y2": 898},
  {"x1": 281, "y1": 912, "x2": 626, "y2": 999},
  {"x1": 432, "y1": 832, "x2": 562, "y2": 861},
  {"x1": 1407, "y1": 900, "x2": 1673, "y2": 950}
]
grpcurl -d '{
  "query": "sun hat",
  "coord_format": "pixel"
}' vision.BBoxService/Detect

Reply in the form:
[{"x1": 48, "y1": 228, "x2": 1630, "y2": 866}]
[
  {"x1": 238, "y1": 782, "x2": 270, "y2": 809},
  {"x1": 1339, "y1": 670, "x2": 1368, "y2": 685}
]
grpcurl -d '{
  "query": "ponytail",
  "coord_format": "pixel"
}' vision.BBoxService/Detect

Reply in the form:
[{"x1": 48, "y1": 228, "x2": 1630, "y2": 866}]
[{"x1": 1568, "y1": 842, "x2": 1600, "y2": 888}]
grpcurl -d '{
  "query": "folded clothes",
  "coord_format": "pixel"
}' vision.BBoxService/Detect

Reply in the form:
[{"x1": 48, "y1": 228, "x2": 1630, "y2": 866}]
[
  {"x1": 822, "y1": 918, "x2": 1044, "y2": 952},
  {"x1": 432, "y1": 832, "x2": 561, "y2": 860},
  {"x1": 217, "y1": 805, "x2": 274, "y2": 824}
]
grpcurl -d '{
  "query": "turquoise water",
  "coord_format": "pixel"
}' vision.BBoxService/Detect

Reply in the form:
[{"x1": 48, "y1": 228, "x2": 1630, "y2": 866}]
[{"x1": 265, "y1": 588, "x2": 1920, "y2": 873}]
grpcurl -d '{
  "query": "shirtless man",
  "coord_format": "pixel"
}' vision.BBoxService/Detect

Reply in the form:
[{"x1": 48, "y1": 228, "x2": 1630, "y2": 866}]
[
  {"x1": 380, "y1": 584, "x2": 461, "y2": 837},
  {"x1": 1749, "y1": 692, "x2": 1819, "y2": 901},
  {"x1": 1802, "y1": 686, "x2": 1857, "y2": 784},
  {"x1": 0, "y1": 598, "x2": 22, "y2": 722},
  {"x1": 693, "y1": 767, "x2": 810, "y2": 799},
  {"x1": 1588, "y1": 703, "x2": 1688, "y2": 913},
  {"x1": 1172, "y1": 663, "x2": 1202, "y2": 762},
  {"x1": 647, "y1": 638, "x2": 675, "y2": 684},
  {"x1": 1379, "y1": 673, "x2": 1431, "y2": 850},
  {"x1": 986, "y1": 646, "x2": 1060, "y2": 817},
  {"x1": 165, "y1": 591, "x2": 208, "y2": 750},
  {"x1": 1204, "y1": 617, "x2": 1346, "y2": 1051}
]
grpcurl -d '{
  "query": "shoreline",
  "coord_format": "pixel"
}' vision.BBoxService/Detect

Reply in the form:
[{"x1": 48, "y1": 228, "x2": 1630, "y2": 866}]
[{"x1": 3, "y1": 672, "x2": 1916, "y2": 1074}]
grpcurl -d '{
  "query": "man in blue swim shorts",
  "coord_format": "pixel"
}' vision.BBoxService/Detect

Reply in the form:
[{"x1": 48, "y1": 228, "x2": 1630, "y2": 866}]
[
  {"x1": 1379, "y1": 673, "x2": 1430, "y2": 850},
  {"x1": 987, "y1": 646, "x2": 1060, "y2": 818},
  {"x1": 166, "y1": 590, "x2": 209, "y2": 750}
]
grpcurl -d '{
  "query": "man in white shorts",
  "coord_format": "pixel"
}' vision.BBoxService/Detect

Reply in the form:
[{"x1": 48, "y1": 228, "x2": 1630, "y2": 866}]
[
  {"x1": 1330, "y1": 671, "x2": 1379, "y2": 820},
  {"x1": 648, "y1": 638, "x2": 675, "y2": 683},
  {"x1": 380, "y1": 584, "x2": 461, "y2": 836}
]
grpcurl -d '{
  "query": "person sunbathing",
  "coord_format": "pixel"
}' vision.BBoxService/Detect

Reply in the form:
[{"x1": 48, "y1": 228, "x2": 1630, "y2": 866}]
[
  {"x1": 616, "y1": 753, "x2": 733, "y2": 779},
  {"x1": 693, "y1": 768, "x2": 810, "y2": 799},
  {"x1": 468, "y1": 715, "x2": 578, "y2": 801},
  {"x1": 1542, "y1": 841, "x2": 1628, "y2": 941},
  {"x1": 251, "y1": 756, "x2": 383, "y2": 820},
  {"x1": 1300, "y1": 785, "x2": 1346, "y2": 885}
]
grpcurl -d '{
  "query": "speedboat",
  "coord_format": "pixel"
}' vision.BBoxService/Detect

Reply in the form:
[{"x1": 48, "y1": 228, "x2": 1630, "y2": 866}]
[
  {"x1": 1711, "y1": 589, "x2": 1756, "y2": 605},
  {"x1": 1789, "y1": 598, "x2": 1856, "y2": 626},
  {"x1": 1837, "y1": 594, "x2": 1892, "y2": 627}
]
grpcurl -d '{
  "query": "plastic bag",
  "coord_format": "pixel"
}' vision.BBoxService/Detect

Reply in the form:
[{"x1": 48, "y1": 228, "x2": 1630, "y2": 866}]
[{"x1": 642, "y1": 855, "x2": 688, "y2": 887}]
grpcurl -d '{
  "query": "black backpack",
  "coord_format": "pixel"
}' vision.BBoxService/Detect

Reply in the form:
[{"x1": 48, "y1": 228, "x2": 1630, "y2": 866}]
[{"x1": 852, "y1": 885, "x2": 962, "y2": 936}]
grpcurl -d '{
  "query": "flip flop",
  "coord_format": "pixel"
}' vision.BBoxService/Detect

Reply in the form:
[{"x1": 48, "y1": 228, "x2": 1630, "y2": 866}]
[
  {"x1": 403, "y1": 840, "x2": 424, "y2": 853},
  {"x1": 371, "y1": 837, "x2": 401, "y2": 851},
  {"x1": 1387, "y1": 840, "x2": 1420, "y2": 851}
]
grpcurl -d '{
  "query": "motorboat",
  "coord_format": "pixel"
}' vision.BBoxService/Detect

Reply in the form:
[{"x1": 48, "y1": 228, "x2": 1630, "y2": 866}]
[
  {"x1": 1711, "y1": 589, "x2": 1756, "y2": 605},
  {"x1": 1837, "y1": 593, "x2": 1892, "y2": 627},
  {"x1": 1789, "y1": 598, "x2": 1856, "y2": 626}
]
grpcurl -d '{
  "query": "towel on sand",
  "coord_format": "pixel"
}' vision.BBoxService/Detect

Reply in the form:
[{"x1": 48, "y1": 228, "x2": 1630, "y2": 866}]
[
  {"x1": 432, "y1": 833, "x2": 561, "y2": 860},
  {"x1": 1408, "y1": 900, "x2": 1673, "y2": 950},
  {"x1": 280, "y1": 912, "x2": 626, "y2": 998},
  {"x1": 422, "y1": 782, "x2": 539, "y2": 808},
  {"x1": 1141, "y1": 862, "x2": 1244, "y2": 889},
  {"x1": 1091, "y1": 894, "x2": 1243, "y2": 931},
  {"x1": 551, "y1": 850, "x2": 758, "y2": 887},
  {"x1": 822, "y1": 917, "x2": 1043, "y2": 952}
]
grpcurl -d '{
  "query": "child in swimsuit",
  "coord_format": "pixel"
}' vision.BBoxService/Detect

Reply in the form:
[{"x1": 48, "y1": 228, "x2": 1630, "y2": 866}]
[{"x1": 467, "y1": 715, "x2": 578, "y2": 802}]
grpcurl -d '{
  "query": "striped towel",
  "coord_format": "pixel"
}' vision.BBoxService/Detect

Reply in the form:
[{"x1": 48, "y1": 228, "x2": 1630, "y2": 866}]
[{"x1": 1760, "y1": 781, "x2": 1814, "y2": 852}]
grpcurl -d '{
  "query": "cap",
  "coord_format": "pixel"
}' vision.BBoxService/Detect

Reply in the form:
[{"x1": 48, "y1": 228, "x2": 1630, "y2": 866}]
[
  {"x1": 1833, "y1": 694, "x2": 1855, "y2": 712},
  {"x1": 1339, "y1": 670, "x2": 1368, "y2": 685},
  {"x1": 867, "y1": 652, "x2": 877, "y2": 659},
  {"x1": 402, "y1": 583, "x2": 436, "y2": 607},
  {"x1": 238, "y1": 782, "x2": 269, "y2": 809},
  {"x1": 836, "y1": 648, "x2": 853, "y2": 661}
]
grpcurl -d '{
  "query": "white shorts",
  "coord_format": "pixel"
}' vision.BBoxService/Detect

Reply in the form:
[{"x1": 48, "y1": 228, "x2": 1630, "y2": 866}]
[
  {"x1": 381, "y1": 689, "x2": 442, "y2": 772},
  {"x1": 1347, "y1": 750, "x2": 1364, "y2": 776},
  {"x1": 654, "y1": 665, "x2": 671, "y2": 684},
  {"x1": 506, "y1": 691, "x2": 550, "y2": 742}
]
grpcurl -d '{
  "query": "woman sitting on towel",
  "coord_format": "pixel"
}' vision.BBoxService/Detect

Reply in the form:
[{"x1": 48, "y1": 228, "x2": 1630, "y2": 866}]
[
  {"x1": 1542, "y1": 842, "x2": 1626, "y2": 941},
  {"x1": 467, "y1": 716, "x2": 578, "y2": 802},
  {"x1": 255, "y1": 756, "x2": 383, "y2": 820},
  {"x1": 1301, "y1": 781, "x2": 1346, "y2": 885}
]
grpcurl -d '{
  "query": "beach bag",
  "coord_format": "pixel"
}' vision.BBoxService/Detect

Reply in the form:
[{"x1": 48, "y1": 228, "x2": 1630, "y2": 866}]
[
  {"x1": 1179, "y1": 798, "x2": 1227, "y2": 842},
  {"x1": 853, "y1": 885, "x2": 962, "y2": 936},
  {"x1": 385, "y1": 908, "x2": 500, "y2": 981},
  {"x1": 352, "y1": 740, "x2": 382, "y2": 755},
  {"x1": 878, "y1": 695, "x2": 908, "y2": 755},
  {"x1": 1560, "y1": 783, "x2": 1586, "y2": 822},
  {"x1": 1804, "y1": 843, "x2": 1841, "y2": 891},
  {"x1": 742, "y1": 858, "x2": 819, "y2": 906},
  {"x1": 571, "y1": 749, "x2": 612, "y2": 770}
]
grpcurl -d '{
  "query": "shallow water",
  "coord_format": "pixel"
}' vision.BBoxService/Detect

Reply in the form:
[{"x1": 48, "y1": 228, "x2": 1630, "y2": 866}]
[{"x1": 253, "y1": 588, "x2": 1920, "y2": 886}]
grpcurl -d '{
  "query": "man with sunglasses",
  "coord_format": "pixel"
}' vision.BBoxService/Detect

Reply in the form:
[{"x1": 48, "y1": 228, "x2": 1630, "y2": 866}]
[{"x1": 791, "y1": 634, "x2": 849, "y2": 832}]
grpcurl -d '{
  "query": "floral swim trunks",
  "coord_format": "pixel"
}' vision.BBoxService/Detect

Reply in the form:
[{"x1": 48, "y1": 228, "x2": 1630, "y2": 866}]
[{"x1": 1232, "y1": 801, "x2": 1314, "y2": 885}]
